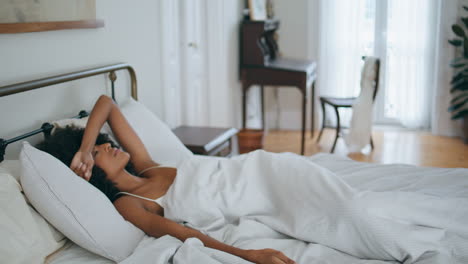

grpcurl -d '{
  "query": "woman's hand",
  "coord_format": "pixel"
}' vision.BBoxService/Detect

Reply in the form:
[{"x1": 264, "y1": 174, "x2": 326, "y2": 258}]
[
  {"x1": 70, "y1": 150, "x2": 94, "y2": 181},
  {"x1": 245, "y1": 249, "x2": 296, "y2": 264}
]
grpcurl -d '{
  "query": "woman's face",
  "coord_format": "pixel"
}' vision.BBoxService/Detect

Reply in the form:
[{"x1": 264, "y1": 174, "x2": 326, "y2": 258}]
[{"x1": 93, "y1": 143, "x2": 130, "y2": 177}]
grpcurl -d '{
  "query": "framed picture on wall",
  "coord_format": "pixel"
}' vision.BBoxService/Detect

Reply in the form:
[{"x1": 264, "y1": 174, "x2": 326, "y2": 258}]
[
  {"x1": 248, "y1": 0, "x2": 267, "y2": 21},
  {"x1": 0, "y1": 0, "x2": 103, "y2": 34}
]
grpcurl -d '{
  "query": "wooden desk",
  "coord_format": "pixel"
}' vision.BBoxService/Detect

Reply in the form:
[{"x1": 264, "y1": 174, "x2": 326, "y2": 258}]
[{"x1": 240, "y1": 58, "x2": 317, "y2": 155}]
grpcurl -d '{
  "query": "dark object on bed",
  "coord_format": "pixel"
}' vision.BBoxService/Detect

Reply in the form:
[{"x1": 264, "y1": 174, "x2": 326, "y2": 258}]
[{"x1": 0, "y1": 63, "x2": 137, "y2": 162}]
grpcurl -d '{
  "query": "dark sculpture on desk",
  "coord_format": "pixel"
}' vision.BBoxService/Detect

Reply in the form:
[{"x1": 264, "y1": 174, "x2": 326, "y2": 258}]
[
  {"x1": 241, "y1": 19, "x2": 279, "y2": 65},
  {"x1": 240, "y1": 19, "x2": 317, "y2": 155}
]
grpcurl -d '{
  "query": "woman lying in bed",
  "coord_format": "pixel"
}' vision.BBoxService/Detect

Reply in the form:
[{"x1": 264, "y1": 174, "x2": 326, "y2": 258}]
[
  {"x1": 39, "y1": 95, "x2": 467, "y2": 264},
  {"x1": 37, "y1": 95, "x2": 296, "y2": 264}
]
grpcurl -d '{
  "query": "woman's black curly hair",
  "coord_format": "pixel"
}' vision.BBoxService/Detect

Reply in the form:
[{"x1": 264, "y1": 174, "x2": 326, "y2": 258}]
[{"x1": 36, "y1": 125, "x2": 139, "y2": 202}]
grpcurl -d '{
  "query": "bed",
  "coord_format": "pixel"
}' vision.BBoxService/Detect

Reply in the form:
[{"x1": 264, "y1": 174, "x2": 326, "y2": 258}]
[{"x1": 1, "y1": 64, "x2": 467, "y2": 264}]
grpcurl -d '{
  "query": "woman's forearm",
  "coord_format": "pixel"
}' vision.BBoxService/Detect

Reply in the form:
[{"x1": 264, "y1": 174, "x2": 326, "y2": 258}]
[
  {"x1": 175, "y1": 228, "x2": 294, "y2": 263},
  {"x1": 79, "y1": 95, "x2": 114, "y2": 152},
  {"x1": 181, "y1": 228, "x2": 249, "y2": 259},
  {"x1": 139, "y1": 214, "x2": 251, "y2": 261},
  {"x1": 80, "y1": 94, "x2": 156, "y2": 173},
  {"x1": 168, "y1": 225, "x2": 250, "y2": 261}
]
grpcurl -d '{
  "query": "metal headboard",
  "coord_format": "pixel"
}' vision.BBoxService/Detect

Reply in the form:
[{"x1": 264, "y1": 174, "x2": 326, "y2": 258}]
[{"x1": 0, "y1": 63, "x2": 138, "y2": 162}]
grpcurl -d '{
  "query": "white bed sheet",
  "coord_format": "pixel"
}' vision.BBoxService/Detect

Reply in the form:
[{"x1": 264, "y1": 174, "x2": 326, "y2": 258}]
[
  {"x1": 47, "y1": 153, "x2": 468, "y2": 264},
  {"x1": 46, "y1": 241, "x2": 113, "y2": 264}
]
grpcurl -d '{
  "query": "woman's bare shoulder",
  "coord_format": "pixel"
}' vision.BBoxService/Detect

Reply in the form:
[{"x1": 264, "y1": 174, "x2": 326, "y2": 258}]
[
  {"x1": 139, "y1": 165, "x2": 177, "y2": 178},
  {"x1": 113, "y1": 194, "x2": 163, "y2": 217},
  {"x1": 113, "y1": 196, "x2": 168, "y2": 237},
  {"x1": 113, "y1": 195, "x2": 141, "y2": 212}
]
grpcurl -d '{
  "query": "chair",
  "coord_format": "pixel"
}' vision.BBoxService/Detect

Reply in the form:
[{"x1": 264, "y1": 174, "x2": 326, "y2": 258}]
[{"x1": 316, "y1": 57, "x2": 381, "y2": 153}]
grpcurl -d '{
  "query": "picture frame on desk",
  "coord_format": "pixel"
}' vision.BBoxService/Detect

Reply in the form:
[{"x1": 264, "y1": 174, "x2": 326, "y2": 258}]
[{"x1": 248, "y1": 0, "x2": 267, "y2": 21}]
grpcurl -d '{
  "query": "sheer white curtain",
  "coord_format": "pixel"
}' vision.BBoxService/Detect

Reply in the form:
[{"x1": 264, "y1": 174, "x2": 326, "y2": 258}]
[
  {"x1": 384, "y1": 0, "x2": 438, "y2": 128},
  {"x1": 317, "y1": 0, "x2": 373, "y2": 126},
  {"x1": 318, "y1": 0, "x2": 369, "y2": 98}
]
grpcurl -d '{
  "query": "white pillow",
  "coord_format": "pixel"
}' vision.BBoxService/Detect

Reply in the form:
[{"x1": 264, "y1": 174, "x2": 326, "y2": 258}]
[
  {"x1": 0, "y1": 160, "x2": 21, "y2": 181},
  {"x1": 0, "y1": 160, "x2": 67, "y2": 244},
  {"x1": 19, "y1": 142, "x2": 145, "y2": 262},
  {"x1": 0, "y1": 167, "x2": 66, "y2": 263},
  {"x1": 120, "y1": 98, "x2": 193, "y2": 167}
]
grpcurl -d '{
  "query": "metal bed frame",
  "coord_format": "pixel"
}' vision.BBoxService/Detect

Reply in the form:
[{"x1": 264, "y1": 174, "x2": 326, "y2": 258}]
[{"x1": 0, "y1": 63, "x2": 138, "y2": 162}]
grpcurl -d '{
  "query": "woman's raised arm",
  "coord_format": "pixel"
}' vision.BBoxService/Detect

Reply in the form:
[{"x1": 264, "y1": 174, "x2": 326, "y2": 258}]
[{"x1": 71, "y1": 95, "x2": 156, "y2": 179}]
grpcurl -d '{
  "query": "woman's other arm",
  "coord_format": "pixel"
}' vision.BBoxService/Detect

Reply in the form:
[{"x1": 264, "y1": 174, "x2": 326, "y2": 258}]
[
  {"x1": 71, "y1": 95, "x2": 156, "y2": 179},
  {"x1": 115, "y1": 198, "x2": 295, "y2": 264}
]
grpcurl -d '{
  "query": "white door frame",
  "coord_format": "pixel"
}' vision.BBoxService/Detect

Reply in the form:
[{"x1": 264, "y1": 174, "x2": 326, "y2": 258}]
[{"x1": 158, "y1": 0, "x2": 182, "y2": 128}]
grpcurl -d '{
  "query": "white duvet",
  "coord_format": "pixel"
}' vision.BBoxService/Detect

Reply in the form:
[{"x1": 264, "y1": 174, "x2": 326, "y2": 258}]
[
  {"x1": 161, "y1": 150, "x2": 466, "y2": 263},
  {"x1": 50, "y1": 152, "x2": 468, "y2": 264}
]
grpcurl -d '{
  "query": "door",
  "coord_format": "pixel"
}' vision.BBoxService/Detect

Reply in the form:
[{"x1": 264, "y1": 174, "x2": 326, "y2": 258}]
[
  {"x1": 160, "y1": 0, "x2": 234, "y2": 128},
  {"x1": 179, "y1": 0, "x2": 208, "y2": 126}
]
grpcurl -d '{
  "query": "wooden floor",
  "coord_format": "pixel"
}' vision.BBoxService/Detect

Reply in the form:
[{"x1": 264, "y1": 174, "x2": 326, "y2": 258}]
[{"x1": 263, "y1": 129, "x2": 468, "y2": 168}]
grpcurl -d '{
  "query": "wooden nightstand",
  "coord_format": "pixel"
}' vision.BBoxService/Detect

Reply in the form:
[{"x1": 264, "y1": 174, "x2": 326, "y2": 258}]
[{"x1": 173, "y1": 126, "x2": 238, "y2": 157}]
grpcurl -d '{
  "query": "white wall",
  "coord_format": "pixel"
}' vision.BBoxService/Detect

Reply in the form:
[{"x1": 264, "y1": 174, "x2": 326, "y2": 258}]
[
  {"x1": 213, "y1": 1, "x2": 244, "y2": 128},
  {"x1": 0, "y1": 0, "x2": 162, "y2": 159},
  {"x1": 431, "y1": 0, "x2": 465, "y2": 137},
  {"x1": 263, "y1": 0, "x2": 319, "y2": 130}
]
